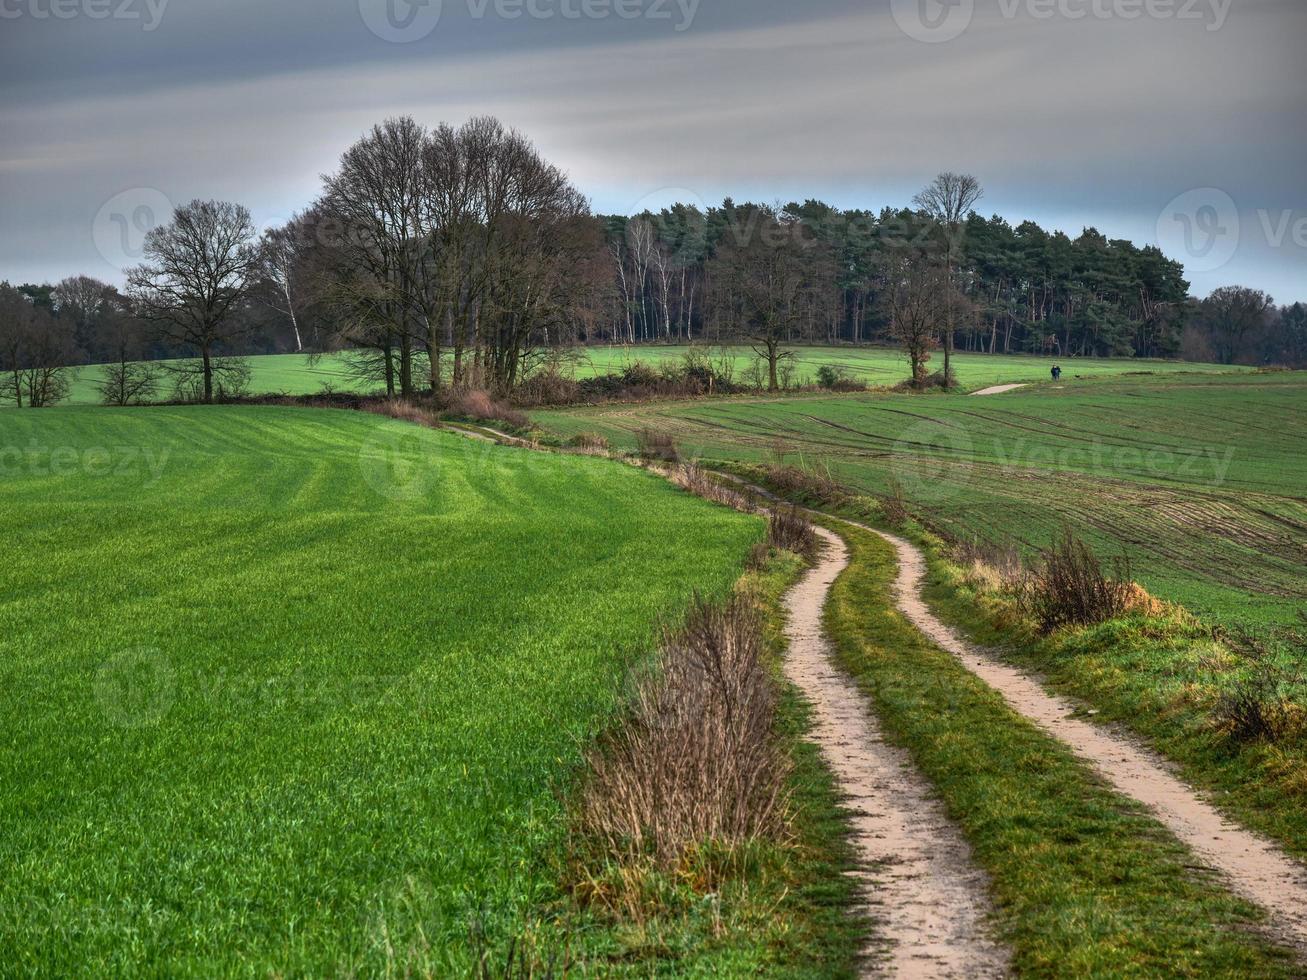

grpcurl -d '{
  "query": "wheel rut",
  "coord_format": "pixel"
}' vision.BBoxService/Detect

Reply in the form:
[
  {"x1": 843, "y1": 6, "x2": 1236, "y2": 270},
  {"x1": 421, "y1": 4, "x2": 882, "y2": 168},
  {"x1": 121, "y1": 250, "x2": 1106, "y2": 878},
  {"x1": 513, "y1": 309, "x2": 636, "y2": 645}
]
[
  {"x1": 866, "y1": 523, "x2": 1307, "y2": 956},
  {"x1": 784, "y1": 526, "x2": 1011, "y2": 978}
]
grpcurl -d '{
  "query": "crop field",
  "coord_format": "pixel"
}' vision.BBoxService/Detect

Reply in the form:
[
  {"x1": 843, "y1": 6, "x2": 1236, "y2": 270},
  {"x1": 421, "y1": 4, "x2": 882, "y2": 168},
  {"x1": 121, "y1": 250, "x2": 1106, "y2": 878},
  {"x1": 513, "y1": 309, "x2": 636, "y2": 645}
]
[
  {"x1": 534, "y1": 371, "x2": 1307, "y2": 626},
  {"x1": 47, "y1": 345, "x2": 1247, "y2": 405},
  {"x1": 0, "y1": 407, "x2": 762, "y2": 974}
]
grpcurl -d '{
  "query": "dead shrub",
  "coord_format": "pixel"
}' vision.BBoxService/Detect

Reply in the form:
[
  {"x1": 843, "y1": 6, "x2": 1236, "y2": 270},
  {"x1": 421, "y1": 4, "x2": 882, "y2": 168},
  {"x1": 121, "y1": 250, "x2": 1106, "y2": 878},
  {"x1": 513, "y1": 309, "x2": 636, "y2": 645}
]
[
  {"x1": 513, "y1": 368, "x2": 582, "y2": 408},
  {"x1": 879, "y1": 478, "x2": 910, "y2": 528},
  {"x1": 570, "y1": 593, "x2": 790, "y2": 891},
  {"x1": 1211, "y1": 626, "x2": 1304, "y2": 745},
  {"x1": 450, "y1": 389, "x2": 531, "y2": 430},
  {"x1": 768, "y1": 506, "x2": 818, "y2": 558},
  {"x1": 764, "y1": 463, "x2": 843, "y2": 505},
  {"x1": 954, "y1": 536, "x2": 1024, "y2": 593},
  {"x1": 362, "y1": 399, "x2": 440, "y2": 428},
  {"x1": 565, "y1": 432, "x2": 609, "y2": 455},
  {"x1": 745, "y1": 541, "x2": 772, "y2": 572},
  {"x1": 636, "y1": 428, "x2": 679, "y2": 464},
  {"x1": 1020, "y1": 528, "x2": 1132, "y2": 633},
  {"x1": 669, "y1": 463, "x2": 754, "y2": 513}
]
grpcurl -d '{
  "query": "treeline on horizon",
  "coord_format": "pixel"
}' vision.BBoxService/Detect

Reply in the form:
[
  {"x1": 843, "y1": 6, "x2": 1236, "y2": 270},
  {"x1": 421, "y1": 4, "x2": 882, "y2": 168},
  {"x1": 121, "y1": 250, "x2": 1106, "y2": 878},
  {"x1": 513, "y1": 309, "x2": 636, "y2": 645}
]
[{"x1": 2, "y1": 114, "x2": 1305, "y2": 407}]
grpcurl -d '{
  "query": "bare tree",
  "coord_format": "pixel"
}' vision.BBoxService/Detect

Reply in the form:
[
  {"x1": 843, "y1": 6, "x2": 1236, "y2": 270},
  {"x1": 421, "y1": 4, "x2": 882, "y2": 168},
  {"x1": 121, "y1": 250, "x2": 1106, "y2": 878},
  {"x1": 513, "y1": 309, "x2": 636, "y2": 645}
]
[
  {"x1": 96, "y1": 301, "x2": 161, "y2": 406},
  {"x1": 0, "y1": 283, "x2": 76, "y2": 407},
  {"x1": 51, "y1": 275, "x2": 111, "y2": 360},
  {"x1": 913, "y1": 172, "x2": 983, "y2": 386},
  {"x1": 708, "y1": 207, "x2": 808, "y2": 391},
  {"x1": 884, "y1": 255, "x2": 949, "y2": 388},
  {"x1": 259, "y1": 220, "x2": 309, "y2": 352},
  {"x1": 127, "y1": 200, "x2": 260, "y2": 403}
]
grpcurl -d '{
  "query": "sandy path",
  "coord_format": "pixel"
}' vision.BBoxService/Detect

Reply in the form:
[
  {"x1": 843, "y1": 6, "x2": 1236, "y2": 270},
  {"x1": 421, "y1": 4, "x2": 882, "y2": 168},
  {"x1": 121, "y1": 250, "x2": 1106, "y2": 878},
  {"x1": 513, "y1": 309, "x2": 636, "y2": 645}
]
[
  {"x1": 784, "y1": 526, "x2": 1011, "y2": 978},
  {"x1": 866, "y1": 524, "x2": 1307, "y2": 954},
  {"x1": 970, "y1": 384, "x2": 1028, "y2": 396}
]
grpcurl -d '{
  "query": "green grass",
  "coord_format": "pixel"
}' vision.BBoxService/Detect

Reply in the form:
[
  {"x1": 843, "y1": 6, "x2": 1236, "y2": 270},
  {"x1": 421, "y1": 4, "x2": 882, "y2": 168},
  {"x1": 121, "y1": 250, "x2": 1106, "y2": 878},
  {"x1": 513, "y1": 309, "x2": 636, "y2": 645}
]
[
  {"x1": 919, "y1": 540, "x2": 1307, "y2": 863},
  {"x1": 0, "y1": 406, "x2": 767, "y2": 975},
  {"x1": 574, "y1": 344, "x2": 1243, "y2": 391},
  {"x1": 817, "y1": 516, "x2": 1297, "y2": 976},
  {"x1": 553, "y1": 551, "x2": 868, "y2": 977},
  {"x1": 533, "y1": 371, "x2": 1307, "y2": 626},
  {"x1": 57, "y1": 352, "x2": 370, "y2": 405},
  {"x1": 47, "y1": 345, "x2": 1244, "y2": 406}
]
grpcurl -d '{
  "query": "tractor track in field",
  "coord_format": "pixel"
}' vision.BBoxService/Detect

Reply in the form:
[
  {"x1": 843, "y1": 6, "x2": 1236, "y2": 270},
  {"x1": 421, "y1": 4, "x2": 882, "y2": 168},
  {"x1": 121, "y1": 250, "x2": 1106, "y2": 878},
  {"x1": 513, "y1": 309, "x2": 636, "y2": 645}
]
[
  {"x1": 783, "y1": 526, "x2": 1011, "y2": 978},
  {"x1": 440, "y1": 426, "x2": 1307, "y2": 965},
  {"x1": 859, "y1": 519, "x2": 1307, "y2": 958},
  {"x1": 714, "y1": 471, "x2": 1307, "y2": 959}
]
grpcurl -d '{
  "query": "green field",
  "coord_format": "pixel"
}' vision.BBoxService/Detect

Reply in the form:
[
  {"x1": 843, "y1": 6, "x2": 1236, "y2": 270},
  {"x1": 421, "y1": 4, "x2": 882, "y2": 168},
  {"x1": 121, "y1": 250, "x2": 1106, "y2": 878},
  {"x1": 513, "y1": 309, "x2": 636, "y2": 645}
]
[
  {"x1": 0, "y1": 407, "x2": 763, "y2": 974},
  {"x1": 50, "y1": 346, "x2": 1246, "y2": 405},
  {"x1": 534, "y1": 371, "x2": 1307, "y2": 627}
]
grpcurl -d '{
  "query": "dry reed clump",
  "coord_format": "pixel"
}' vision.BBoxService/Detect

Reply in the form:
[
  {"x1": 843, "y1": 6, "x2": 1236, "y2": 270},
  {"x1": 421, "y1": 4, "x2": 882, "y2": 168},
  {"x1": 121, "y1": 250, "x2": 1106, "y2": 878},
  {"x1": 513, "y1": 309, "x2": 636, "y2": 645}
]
[
  {"x1": 954, "y1": 537, "x2": 1024, "y2": 594},
  {"x1": 569, "y1": 593, "x2": 790, "y2": 906},
  {"x1": 763, "y1": 463, "x2": 843, "y2": 505},
  {"x1": 1019, "y1": 528, "x2": 1132, "y2": 633},
  {"x1": 565, "y1": 432, "x2": 609, "y2": 454},
  {"x1": 768, "y1": 506, "x2": 818, "y2": 558},
  {"x1": 669, "y1": 463, "x2": 756, "y2": 513},
  {"x1": 879, "y1": 478, "x2": 910, "y2": 528},
  {"x1": 450, "y1": 389, "x2": 531, "y2": 430},
  {"x1": 1210, "y1": 625, "x2": 1305, "y2": 745},
  {"x1": 362, "y1": 399, "x2": 441, "y2": 428},
  {"x1": 636, "y1": 428, "x2": 680, "y2": 464}
]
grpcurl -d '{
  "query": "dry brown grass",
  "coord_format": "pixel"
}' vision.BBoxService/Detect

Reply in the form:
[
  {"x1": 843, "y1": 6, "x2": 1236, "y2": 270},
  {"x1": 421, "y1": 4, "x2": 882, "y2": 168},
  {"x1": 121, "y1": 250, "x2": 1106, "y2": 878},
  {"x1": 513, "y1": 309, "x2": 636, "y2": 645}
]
[
  {"x1": 763, "y1": 463, "x2": 844, "y2": 506},
  {"x1": 362, "y1": 399, "x2": 441, "y2": 428},
  {"x1": 768, "y1": 506, "x2": 818, "y2": 559},
  {"x1": 1020, "y1": 529, "x2": 1132, "y2": 633},
  {"x1": 565, "y1": 432, "x2": 609, "y2": 455},
  {"x1": 568, "y1": 592, "x2": 789, "y2": 912},
  {"x1": 450, "y1": 389, "x2": 531, "y2": 430},
  {"x1": 669, "y1": 463, "x2": 756, "y2": 514},
  {"x1": 636, "y1": 428, "x2": 680, "y2": 464},
  {"x1": 1211, "y1": 626, "x2": 1305, "y2": 745}
]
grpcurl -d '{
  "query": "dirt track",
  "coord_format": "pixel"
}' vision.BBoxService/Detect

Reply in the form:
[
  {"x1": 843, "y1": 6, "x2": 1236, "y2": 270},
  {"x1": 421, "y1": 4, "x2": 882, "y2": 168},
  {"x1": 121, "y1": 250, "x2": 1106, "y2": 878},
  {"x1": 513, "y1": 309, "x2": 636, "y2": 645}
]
[
  {"x1": 783, "y1": 527, "x2": 1010, "y2": 978},
  {"x1": 867, "y1": 523, "x2": 1307, "y2": 955}
]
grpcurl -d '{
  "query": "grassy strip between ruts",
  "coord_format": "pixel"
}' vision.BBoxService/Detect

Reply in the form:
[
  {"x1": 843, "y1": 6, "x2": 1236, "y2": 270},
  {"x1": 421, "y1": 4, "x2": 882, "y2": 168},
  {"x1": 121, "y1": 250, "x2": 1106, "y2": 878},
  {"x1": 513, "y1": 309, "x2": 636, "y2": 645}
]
[
  {"x1": 814, "y1": 515, "x2": 1297, "y2": 977},
  {"x1": 552, "y1": 549, "x2": 868, "y2": 976},
  {"x1": 916, "y1": 540, "x2": 1307, "y2": 865}
]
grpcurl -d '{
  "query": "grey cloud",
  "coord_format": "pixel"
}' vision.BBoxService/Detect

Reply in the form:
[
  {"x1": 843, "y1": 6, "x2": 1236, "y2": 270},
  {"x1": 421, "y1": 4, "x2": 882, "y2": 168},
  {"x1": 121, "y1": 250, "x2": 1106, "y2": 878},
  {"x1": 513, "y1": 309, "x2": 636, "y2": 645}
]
[{"x1": 1, "y1": 0, "x2": 1303, "y2": 299}]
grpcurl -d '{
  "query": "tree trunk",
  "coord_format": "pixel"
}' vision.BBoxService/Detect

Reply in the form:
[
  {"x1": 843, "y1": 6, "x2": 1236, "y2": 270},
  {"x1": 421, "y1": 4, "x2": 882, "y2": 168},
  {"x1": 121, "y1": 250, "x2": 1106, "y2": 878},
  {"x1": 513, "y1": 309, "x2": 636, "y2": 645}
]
[{"x1": 201, "y1": 344, "x2": 213, "y2": 404}]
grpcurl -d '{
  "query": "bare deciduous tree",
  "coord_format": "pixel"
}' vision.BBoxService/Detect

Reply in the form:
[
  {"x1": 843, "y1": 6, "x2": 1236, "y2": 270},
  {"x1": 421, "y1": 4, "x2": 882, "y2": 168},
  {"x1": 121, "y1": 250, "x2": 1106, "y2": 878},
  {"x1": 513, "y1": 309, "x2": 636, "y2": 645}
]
[
  {"x1": 913, "y1": 172, "x2": 983, "y2": 387},
  {"x1": 96, "y1": 302, "x2": 161, "y2": 406},
  {"x1": 0, "y1": 283, "x2": 76, "y2": 407},
  {"x1": 128, "y1": 200, "x2": 260, "y2": 403},
  {"x1": 884, "y1": 255, "x2": 949, "y2": 388}
]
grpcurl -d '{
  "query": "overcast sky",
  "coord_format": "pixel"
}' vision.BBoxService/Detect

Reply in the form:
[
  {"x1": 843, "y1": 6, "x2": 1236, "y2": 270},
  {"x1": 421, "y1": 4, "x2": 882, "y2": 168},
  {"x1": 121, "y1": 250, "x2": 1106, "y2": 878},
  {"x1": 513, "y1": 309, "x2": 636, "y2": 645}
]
[{"x1": 1, "y1": 0, "x2": 1303, "y2": 300}]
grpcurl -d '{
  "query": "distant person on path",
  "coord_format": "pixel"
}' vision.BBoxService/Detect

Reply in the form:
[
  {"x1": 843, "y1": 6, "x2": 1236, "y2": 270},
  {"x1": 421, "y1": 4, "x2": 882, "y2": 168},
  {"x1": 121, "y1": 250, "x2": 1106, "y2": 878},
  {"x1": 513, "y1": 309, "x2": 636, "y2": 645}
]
[{"x1": 1052, "y1": 365, "x2": 1063, "y2": 382}]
